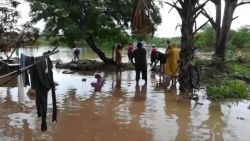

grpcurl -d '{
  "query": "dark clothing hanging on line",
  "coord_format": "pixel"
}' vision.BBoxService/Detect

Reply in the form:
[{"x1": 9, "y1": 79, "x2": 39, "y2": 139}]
[
  {"x1": 20, "y1": 53, "x2": 31, "y2": 86},
  {"x1": 30, "y1": 55, "x2": 57, "y2": 131},
  {"x1": 0, "y1": 50, "x2": 58, "y2": 131}
]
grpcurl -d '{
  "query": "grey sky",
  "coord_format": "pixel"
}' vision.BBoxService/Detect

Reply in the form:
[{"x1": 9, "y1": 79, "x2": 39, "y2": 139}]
[
  {"x1": 155, "y1": 1, "x2": 250, "y2": 37},
  {"x1": 17, "y1": 1, "x2": 250, "y2": 38}
]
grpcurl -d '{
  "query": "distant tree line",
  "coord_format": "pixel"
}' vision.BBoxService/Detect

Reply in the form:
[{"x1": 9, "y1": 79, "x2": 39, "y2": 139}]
[
  {"x1": 1, "y1": 0, "x2": 250, "y2": 92},
  {"x1": 195, "y1": 25, "x2": 250, "y2": 51}
]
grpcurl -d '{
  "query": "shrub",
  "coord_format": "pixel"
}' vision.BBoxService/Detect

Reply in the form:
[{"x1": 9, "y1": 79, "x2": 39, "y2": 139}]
[
  {"x1": 207, "y1": 79, "x2": 249, "y2": 101},
  {"x1": 231, "y1": 63, "x2": 250, "y2": 77}
]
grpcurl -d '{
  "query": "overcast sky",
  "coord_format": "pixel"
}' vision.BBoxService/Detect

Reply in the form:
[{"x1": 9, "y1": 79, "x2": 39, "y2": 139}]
[
  {"x1": 155, "y1": 1, "x2": 250, "y2": 37},
  {"x1": 17, "y1": 1, "x2": 250, "y2": 38}
]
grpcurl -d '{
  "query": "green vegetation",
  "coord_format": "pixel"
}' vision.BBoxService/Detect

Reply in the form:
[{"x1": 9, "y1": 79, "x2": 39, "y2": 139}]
[
  {"x1": 26, "y1": 0, "x2": 161, "y2": 64},
  {"x1": 196, "y1": 49, "x2": 250, "y2": 101},
  {"x1": 150, "y1": 36, "x2": 181, "y2": 48},
  {"x1": 195, "y1": 25, "x2": 214, "y2": 48},
  {"x1": 194, "y1": 25, "x2": 250, "y2": 52},
  {"x1": 4, "y1": 0, "x2": 250, "y2": 101},
  {"x1": 0, "y1": 1, "x2": 20, "y2": 34},
  {"x1": 207, "y1": 79, "x2": 249, "y2": 101},
  {"x1": 231, "y1": 26, "x2": 250, "y2": 49},
  {"x1": 37, "y1": 35, "x2": 182, "y2": 50},
  {"x1": 231, "y1": 63, "x2": 250, "y2": 77}
]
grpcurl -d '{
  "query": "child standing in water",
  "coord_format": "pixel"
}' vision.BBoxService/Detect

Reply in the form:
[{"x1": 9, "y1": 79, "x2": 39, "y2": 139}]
[
  {"x1": 150, "y1": 44, "x2": 157, "y2": 66},
  {"x1": 91, "y1": 74, "x2": 104, "y2": 92},
  {"x1": 115, "y1": 44, "x2": 122, "y2": 71}
]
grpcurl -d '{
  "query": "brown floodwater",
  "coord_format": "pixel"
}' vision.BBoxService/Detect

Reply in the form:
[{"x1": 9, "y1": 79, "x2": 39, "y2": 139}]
[{"x1": 0, "y1": 47, "x2": 250, "y2": 141}]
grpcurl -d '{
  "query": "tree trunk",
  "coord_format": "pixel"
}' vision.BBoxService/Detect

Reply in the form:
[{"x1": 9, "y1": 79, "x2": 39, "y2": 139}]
[
  {"x1": 179, "y1": 1, "x2": 197, "y2": 92},
  {"x1": 214, "y1": 0, "x2": 237, "y2": 61},
  {"x1": 213, "y1": 0, "x2": 221, "y2": 50},
  {"x1": 85, "y1": 35, "x2": 116, "y2": 65}
]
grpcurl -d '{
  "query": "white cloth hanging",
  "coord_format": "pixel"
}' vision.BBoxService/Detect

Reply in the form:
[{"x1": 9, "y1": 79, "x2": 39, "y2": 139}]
[{"x1": 17, "y1": 74, "x2": 25, "y2": 104}]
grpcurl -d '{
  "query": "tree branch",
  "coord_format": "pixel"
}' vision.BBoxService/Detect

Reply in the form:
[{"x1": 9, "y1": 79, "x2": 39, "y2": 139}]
[
  {"x1": 168, "y1": 0, "x2": 179, "y2": 13},
  {"x1": 194, "y1": 21, "x2": 197, "y2": 32},
  {"x1": 210, "y1": 0, "x2": 217, "y2": 4},
  {"x1": 237, "y1": 2, "x2": 250, "y2": 7},
  {"x1": 201, "y1": 9, "x2": 217, "y2": 29},
  {"x1": 195, "y1": 0, "x2": 209, "y2": 12},
  {"x1": 232, "y1": 16, "x2": 239, "y2": 21},
  {"x1": 165, "y1": 1, "x2": 182, "y2": 14},
  {"x1": 193, "y1": 20, "x2": 210, "y2": 35},
  {"x1": 192, "y1": 9, "x2": 203, "y2": 23},
  {"x1": 175, "y1": 23, "x2": 181, "y2": 31},
  {"x1": 193, "y1": 35, "x2": 200, "y2": 42},
  {"x1": 177, "y1": 0, "x2": 184, "y2": 7}
]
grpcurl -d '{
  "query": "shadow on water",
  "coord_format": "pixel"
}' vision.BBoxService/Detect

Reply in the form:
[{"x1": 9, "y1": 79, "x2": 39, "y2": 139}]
[{"x1": 0, "y1": 47, "x2": 250, "y2": 141}]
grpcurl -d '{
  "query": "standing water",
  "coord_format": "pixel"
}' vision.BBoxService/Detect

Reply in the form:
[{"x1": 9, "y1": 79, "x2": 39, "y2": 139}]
[{"x1": 0, "y1": 46, "x2": 250, "y2": 141}]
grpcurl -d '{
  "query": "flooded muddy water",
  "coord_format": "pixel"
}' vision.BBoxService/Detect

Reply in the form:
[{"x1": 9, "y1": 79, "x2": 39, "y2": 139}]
[{"x1": 0, "y1": 47, "x2": 250, "y2": 141}]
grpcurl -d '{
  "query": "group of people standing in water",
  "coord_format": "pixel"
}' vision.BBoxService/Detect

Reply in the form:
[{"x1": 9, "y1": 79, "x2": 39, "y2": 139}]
[{"x1": 114, "y1": 41, "x2": 180, "y2": 86}]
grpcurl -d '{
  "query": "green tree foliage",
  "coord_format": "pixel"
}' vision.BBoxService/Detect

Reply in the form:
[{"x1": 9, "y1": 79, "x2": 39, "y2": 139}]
[
  {"x1": 193, "y1": 25, "x2": 250, "y2": 51},
  {"x1": 0, "y1": 1, "x2": 39, "y2": 53},
  {"x1": 231, "y1": 26, "x2": 250, "y2": 49},
  {"x1": 26, "y1": 1, "x2": 160, "y2": 46},
  {"x1": 150, "y1": 36, "x2": 181, "y2": 48},
  {"x1": 27, "y1": 0, "x2": 131, "y2": 44},
  {"x1": 195, "y1": 24, "x2": 214, "y2": 48},
  {"x1": 0, "y1": 0, "x2": 20, "y2": 52},
  {"x1": 26, "y1": 0, "x2": 161, "y2": 63},
  {"x1": 0, "y1": 0, "x2": 20, "y2": 34}
]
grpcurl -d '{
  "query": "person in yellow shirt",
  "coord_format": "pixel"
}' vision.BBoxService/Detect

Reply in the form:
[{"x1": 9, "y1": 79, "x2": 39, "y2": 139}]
[{"x1": 164, "y1": 42, "x2": 180, "y2": 87}]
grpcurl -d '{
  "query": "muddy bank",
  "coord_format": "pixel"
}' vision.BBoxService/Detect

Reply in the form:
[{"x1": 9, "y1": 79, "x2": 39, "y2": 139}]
[
  {"x1": 55, "y1": 60, "x2": 135, "y2": 71},
  {"x1": 199, "y1": 60, "x2": 250, "y2": 84}
]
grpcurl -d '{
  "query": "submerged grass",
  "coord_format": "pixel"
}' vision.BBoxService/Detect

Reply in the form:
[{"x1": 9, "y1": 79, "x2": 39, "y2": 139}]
[
  {"x1": 207, "y1": 79, "x2": 250, "y2": 101},
  {"x1": 196, "y1": 58, "x2": 250, "y2": 101}
]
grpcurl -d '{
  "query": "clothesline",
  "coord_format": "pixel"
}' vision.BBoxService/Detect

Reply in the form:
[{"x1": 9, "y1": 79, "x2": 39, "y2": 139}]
[{"x1": 0, "y1": 48, "x2": 59, "y2": 86}]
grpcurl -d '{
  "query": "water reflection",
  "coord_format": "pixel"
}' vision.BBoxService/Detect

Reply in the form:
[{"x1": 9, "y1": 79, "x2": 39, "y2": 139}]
[
  {"x1": 150, "y1": 72, "x2": 165, "y2": 92},
  {"x1": 22, "y1": 119, "x2": 33, "y2": 141},
  {"x1": 203, "y1": 103, "x2": 226, "y2": 141},
  {"x1": 126, "y1": 70, "x2": 133, "y2": 87},
  {"x1": 1, "y1": 87, "x2": 21, "y2": 113},
  {"x1": 64, "y1": 89, "x2": 81, "y2": 110},
  {"x1": 134, "y1": 84, "x2": 147, "y2": 101},
  {"x1": 1, "y1": 47, "x2": 250, "y2": 141},
  {"x1": 112, "y1": 72, "x2": 123, "y2": 98},
  {"x1": 53, "y1": 72, "x2": 152, "y2": 141},
  {"x1": 165, "y1": 86, "x2": 191, "y2": 141},
  {"x1": 115, "y1": 72, "x2": 122, "y2": 90},
  {"x1": 0, "y1": 87, "x2": 40, "y2": 141},
  {"x1": 150, "y1": 72, "x2": 157, "y2": 87},
  {"x1": 130, "y1": 84, "x2": 147, "y2": 118}
]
